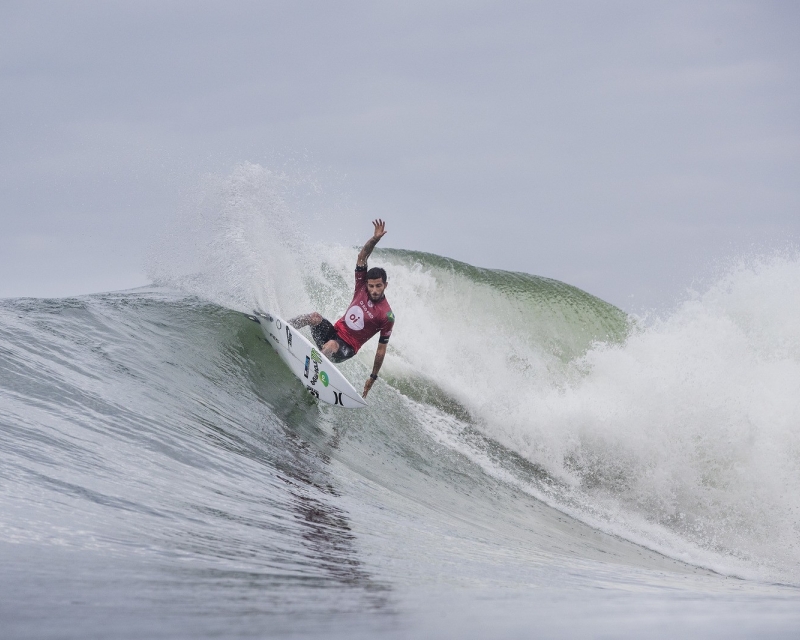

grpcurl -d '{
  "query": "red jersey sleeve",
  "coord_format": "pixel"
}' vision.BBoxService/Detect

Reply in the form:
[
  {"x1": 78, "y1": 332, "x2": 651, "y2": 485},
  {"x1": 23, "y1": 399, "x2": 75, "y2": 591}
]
[{"x1": 354, "y1": 265, "x2": 367, "y2": 295}]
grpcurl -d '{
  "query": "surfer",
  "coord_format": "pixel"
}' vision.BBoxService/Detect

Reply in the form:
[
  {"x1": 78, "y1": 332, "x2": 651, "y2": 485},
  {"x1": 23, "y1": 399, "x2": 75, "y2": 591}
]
[{"x1": 290, "y1": 219, "x2": 395, "y2": 399}]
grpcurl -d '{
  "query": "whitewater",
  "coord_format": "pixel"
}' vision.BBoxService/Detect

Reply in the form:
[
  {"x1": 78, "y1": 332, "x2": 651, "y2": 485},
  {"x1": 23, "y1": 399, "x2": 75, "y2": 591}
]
[{"x1": 2, "y1": 164, "x2": 799, "y2": 638}]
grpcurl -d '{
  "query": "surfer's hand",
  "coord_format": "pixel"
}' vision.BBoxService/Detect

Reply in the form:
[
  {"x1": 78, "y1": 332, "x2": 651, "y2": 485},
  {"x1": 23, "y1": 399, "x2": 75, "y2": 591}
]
[
  {"x1": 358, "y1": 220, "x2": 386, "y2": 266},
  {"x1": 362, "y1": 377, "x2": 375, "y2": 399},
  {"x1": 372, "y1": 219, "x2": 387, "y2": 240}
]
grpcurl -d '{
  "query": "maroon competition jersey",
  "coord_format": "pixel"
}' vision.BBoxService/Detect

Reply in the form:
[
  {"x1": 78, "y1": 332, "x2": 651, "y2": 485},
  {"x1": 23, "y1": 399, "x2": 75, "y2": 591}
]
[{"x1": 333, "y1": 267, "x2": 395, "y2": 353}]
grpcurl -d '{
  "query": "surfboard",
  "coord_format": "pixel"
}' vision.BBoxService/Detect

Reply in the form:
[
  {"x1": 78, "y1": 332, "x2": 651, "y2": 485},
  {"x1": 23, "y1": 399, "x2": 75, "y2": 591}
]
[{"x1": 248, "y1": 310, "x2": 367, "y2": 409}]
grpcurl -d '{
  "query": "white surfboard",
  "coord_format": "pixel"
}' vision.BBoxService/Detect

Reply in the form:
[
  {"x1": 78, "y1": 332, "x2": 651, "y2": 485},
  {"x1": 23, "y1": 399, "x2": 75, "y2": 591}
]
[{"x1": 249, "y1": 310, "x2": 367, "y2": 409}]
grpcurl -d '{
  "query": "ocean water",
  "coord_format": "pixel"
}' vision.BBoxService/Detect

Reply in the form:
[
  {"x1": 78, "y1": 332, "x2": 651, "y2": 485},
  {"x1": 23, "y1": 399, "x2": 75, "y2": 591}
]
[{"x1": 2, "y1": 165, "x2": 799, "y2": 638}]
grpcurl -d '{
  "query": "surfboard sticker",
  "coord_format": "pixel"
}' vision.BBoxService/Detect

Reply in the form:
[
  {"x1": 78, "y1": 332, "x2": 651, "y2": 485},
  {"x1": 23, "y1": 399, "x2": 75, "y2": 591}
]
[{"x1": 253, "y1": 309, "x2": 367, "y2": 409}]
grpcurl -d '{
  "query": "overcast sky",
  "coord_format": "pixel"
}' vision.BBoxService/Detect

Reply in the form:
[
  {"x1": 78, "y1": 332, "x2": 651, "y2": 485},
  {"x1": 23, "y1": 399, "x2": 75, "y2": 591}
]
[{"x1": 1, "y1": 1, "x2": 798, "y2": 310}]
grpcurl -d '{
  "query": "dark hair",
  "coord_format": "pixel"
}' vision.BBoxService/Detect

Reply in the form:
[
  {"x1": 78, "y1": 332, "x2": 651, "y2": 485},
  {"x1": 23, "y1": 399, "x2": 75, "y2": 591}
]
[{"x1": 366, "y1": 267, "x2": 387, "y2": 283}]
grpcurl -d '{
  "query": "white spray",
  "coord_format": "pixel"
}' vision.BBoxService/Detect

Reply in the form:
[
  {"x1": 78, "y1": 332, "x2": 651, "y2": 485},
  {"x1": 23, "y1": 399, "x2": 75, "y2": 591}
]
[{"x1": 148, "y1": 164, "x2": 800, "y2": 583}]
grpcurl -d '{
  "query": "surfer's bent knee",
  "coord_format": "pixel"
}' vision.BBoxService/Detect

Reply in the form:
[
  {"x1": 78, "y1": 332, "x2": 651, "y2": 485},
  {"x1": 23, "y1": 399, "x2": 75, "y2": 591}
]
[{"x1": 322, "y1": 339, "x2": 338, "y2": 356}]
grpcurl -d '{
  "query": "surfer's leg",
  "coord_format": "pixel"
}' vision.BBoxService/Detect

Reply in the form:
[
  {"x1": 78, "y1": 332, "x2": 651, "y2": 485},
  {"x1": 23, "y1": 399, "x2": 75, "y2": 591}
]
[
  {"x1": 323, "y1": 338, "x2": 355, "y2": 363},
  {"x1": 308, "y1": 317, "x2": 336, "y2": 349},
  {"x1": 289, "y1": 312, "x2": 323, "y2": 329},
  {"x1": 322, "y1": 340, "x2": 340, "y2": 358}
]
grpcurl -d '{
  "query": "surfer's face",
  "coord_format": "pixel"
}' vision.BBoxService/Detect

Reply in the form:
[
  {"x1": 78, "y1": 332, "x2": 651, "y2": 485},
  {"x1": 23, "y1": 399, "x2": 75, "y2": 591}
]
[{"x1": 366, "y1": 278, "x2": 386, "y2": 301}]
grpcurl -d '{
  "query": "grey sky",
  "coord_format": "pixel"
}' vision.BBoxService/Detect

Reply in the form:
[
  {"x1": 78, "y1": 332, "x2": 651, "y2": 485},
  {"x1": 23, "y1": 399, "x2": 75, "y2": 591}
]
[{"x1": 1, "y1": 1, "x2": 798, "y2": 310}]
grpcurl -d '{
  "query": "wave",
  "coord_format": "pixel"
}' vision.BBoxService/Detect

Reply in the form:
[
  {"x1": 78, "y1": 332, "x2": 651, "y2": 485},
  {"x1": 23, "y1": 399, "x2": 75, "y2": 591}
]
[
  {"x1": 2, "y1": 164, "x2": 798, "y2": 614},
  {"x1": 145, "y1": 163, "x2": 800, "y2": 583}
]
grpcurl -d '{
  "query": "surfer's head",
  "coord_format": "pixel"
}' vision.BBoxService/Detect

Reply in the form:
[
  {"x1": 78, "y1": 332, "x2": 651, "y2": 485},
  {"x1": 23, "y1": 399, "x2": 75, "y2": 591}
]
[{"x1": 366, "y1": 267, "x2": 388, "y2": 301}]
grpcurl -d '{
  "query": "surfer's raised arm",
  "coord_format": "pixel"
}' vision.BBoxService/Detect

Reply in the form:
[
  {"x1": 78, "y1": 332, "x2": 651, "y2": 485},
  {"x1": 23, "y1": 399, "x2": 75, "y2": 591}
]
[{"x1": 357, "y1": 219, "x2": 387, "y2": 268}]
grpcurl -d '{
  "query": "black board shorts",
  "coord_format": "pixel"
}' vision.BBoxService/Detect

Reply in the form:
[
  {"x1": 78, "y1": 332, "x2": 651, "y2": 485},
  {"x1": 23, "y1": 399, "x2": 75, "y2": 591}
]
[{"x1": 310, "y1": 319, "x2": 356, "y2": 363}]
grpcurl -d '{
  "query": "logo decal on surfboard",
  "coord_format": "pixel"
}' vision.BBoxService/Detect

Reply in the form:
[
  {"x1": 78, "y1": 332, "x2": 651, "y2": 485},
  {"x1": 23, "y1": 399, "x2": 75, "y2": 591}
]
[
  {"x1": 319, "y1": 371, "x2": 329, "y2": 387},
  {"x1": 304, "y1": 356, "x2": 310, "y2": 378}
]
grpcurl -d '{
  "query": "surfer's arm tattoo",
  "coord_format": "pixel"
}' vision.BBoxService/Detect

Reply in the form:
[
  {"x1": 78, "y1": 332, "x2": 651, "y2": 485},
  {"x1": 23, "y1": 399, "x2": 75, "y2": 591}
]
[{"x1": 357, "y1": 219, "x2": 387, "y2": 267}]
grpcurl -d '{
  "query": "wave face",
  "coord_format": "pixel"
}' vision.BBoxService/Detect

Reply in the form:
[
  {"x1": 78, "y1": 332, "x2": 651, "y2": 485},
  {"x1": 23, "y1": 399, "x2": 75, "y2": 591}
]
[{"x1": 3, "y1": 164, "x2": 800, "y2": 637}]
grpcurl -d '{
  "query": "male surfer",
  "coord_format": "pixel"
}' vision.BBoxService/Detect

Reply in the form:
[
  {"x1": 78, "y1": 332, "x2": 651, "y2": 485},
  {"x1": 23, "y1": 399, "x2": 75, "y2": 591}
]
[{"x1": 290, "y1": 219, "x2": 395, "y2": 399}]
